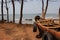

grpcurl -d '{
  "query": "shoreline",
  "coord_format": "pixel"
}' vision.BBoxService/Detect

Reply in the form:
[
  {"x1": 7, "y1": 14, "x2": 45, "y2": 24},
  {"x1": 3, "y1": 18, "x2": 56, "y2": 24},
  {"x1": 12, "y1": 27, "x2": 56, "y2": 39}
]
[{"x1": 15, "y1": 18, "x2": 59, "y2": 24}]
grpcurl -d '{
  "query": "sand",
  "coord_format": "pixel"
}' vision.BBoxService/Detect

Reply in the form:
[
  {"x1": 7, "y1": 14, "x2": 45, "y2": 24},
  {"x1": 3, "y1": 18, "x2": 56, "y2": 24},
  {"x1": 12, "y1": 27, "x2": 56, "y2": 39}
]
[
  {"x1": 0, "y1": 22, "x2": 59, "y2": 40},
  {"x1": 0, "y1": 23, "x2": 42, "y2": 40}
]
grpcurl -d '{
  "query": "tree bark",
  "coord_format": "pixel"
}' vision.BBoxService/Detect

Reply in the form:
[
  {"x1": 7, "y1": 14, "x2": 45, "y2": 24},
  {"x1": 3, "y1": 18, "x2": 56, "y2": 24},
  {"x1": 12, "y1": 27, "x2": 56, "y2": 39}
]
[
  {"x1": 12, "y1": 0, "x2": 15, "y2": 23},
  {"x1": 42, "y1": 0, "x2": 48, "y2": 19},
  {"x1": 59, "y1": 8, "x2": 60, "y2": 25},
  {"x1": 19, "y1": 0, "x2": 24, "y2": 24},
  {"x1": 5, "y1": 0, "x2": 9, "y2": 22},
  {"x1": 44, "y1": 0, "x2": 48, "y2": 19},
  {"x1": 42, "y1": 0, "x2": 44, "y2": 19},
  {"x1": 1, "y1": 0, "x2": 4, "y2": 22}
]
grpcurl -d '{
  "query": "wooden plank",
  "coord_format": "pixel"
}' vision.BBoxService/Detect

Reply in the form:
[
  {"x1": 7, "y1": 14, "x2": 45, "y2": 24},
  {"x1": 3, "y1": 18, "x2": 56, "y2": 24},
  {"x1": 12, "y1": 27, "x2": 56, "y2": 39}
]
[{"x1": 39, "y1": 19, "x2": 54, "y2": 26}]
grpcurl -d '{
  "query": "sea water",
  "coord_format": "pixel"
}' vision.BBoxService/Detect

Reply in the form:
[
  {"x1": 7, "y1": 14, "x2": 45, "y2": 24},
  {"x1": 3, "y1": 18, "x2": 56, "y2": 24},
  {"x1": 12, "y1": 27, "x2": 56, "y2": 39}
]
[{"x1": 0, "y1": 13, "x2": 59, "y2": 24}]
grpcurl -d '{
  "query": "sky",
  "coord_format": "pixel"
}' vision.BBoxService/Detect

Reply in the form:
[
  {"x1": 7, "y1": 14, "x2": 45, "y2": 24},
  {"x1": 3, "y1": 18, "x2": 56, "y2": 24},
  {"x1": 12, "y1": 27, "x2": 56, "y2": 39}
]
[{"x1": 0, "y1": 0, "x2": 60, "y2": 14}]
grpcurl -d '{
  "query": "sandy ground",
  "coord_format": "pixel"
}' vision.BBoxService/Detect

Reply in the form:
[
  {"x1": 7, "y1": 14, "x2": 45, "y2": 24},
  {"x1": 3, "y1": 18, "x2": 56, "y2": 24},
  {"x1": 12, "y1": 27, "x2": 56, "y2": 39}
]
[{"x1": 0, "y1": 23, "x2": 42, "y2": 40}]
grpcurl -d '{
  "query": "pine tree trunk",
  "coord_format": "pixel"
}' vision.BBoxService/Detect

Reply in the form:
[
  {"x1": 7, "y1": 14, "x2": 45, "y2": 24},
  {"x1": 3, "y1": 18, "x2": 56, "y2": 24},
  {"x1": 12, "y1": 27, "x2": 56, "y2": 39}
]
[
  {"x1": 1, "y1": 0, "x2": 4, "y2": 22},
  {"x1": 5, "y1": 0, "x2": 9, "y2": 22},
  {"x1": 12, "y1": 0, "x2": 15, "y2": 23},
  {"x1": 19, "y1": 0, "x2": 24, "y2": 24}
]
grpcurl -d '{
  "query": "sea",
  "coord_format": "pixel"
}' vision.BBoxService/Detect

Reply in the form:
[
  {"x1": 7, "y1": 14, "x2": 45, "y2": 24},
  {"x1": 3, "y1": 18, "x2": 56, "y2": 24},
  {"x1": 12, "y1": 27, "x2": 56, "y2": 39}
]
[{"x1": 0, "y1": 13, "x2": 59, "y2": 24}]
